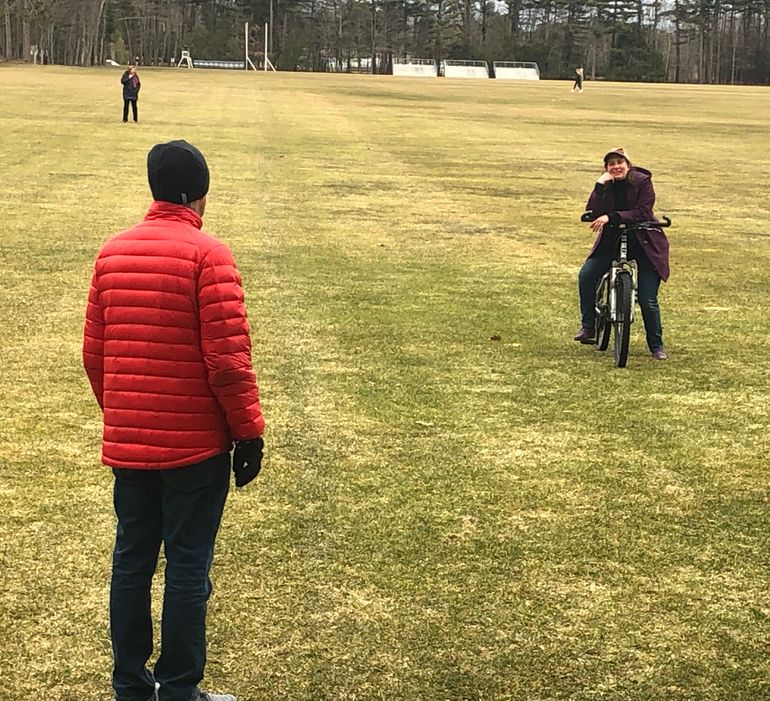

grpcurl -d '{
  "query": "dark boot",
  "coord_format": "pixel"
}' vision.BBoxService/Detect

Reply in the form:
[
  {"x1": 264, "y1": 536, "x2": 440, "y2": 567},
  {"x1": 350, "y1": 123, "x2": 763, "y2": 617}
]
[{"x1": 573, "y1": 328, "x2": 595, "y2": 344}]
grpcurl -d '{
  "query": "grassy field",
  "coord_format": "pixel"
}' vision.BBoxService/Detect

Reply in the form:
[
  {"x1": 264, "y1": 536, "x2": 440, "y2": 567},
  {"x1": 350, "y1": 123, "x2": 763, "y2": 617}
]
[{"x1": 1, "y1": 64, "x2": 769, "y2": 701}]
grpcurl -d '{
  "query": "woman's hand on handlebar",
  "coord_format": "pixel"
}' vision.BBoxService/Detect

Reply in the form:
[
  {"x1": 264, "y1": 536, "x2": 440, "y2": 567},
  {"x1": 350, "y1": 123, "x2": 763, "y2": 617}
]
[{"x1": 590, "y1": 214, "x2": 609, "y2": 233}]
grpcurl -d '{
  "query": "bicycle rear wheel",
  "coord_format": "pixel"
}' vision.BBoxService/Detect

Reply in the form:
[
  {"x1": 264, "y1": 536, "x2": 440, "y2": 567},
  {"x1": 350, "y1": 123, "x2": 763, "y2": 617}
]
[{"x1": 613, "y1": 272, "x2": 632, "y2": 368}]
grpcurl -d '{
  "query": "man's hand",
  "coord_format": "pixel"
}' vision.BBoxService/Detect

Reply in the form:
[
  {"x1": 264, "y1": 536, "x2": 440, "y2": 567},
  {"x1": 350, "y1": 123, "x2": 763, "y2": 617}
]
[{"x1": 232, "y1": 437, "x2": 264, "y2": 487}]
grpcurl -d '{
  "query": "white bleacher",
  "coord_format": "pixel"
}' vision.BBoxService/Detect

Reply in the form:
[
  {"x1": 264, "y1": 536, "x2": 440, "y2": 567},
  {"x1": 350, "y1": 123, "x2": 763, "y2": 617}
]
[
  {"x1": 393, "y1": 58, "x2": 437, "y2": 77},
  {"x1": 193, "y1": 59, "x2": 245, "y2": 69},
  {"x1": 493, "y1": 61, "x2": 540, "y2": 80},
  {"x1": 442, "y1": 60, "x2": 489, "y2": 79}
]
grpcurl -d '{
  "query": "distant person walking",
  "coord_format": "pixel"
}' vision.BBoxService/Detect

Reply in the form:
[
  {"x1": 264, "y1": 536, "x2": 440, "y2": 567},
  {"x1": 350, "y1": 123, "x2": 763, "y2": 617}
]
[
  {"x1": 571, "y1": 66, "x2": 584, "y2": 93},
  {"x1": 83, "y1": 139, "x2": 266, "y2": 701},
  {"x1": 121, "y1": 65, "x2": 141, "y2": 122}
]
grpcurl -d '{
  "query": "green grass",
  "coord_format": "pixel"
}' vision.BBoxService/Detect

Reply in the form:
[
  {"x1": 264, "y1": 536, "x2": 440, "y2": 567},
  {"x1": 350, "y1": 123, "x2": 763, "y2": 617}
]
[{"x1": 1, "y1": 65, "x2": 769, "y2": 701}]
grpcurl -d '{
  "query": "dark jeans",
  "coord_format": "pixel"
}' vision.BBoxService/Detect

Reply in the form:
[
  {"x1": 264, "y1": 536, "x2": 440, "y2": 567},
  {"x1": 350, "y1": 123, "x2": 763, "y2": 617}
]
[
  {"x1": 578, "y1": 249, "x2": 664, "y2": 352},
  {"x1": 123, "y1": 99, "x2": 138, "y2": 122},
  {"x1": 110, "y1": 454, "x2": 230, "y2": 701}
]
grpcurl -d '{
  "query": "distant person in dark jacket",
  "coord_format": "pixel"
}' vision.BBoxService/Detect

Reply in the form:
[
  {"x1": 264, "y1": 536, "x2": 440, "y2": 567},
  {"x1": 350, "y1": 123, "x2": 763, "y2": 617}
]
[
  {"x1": 571, "y1": 66, "x2": 584, "y2": 92},
  {"x1": 121, "y1": 65, "x2": 141, "y2": 123},
  {"x1": 574, "y1": 147, "x2": 671, "y2": 360}
]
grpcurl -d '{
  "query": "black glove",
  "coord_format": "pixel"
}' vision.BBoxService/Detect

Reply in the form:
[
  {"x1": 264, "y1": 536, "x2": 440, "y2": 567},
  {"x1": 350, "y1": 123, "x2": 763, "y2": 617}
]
[{"x1": 232, "y1": 437, "x2": 264, "y2": 487}]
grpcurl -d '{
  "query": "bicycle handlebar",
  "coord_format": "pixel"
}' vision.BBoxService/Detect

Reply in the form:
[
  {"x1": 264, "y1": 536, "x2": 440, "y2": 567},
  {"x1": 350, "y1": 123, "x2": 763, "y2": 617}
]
[{"x1": 581, "y1": 211, "x2": 672, "y2": 229}]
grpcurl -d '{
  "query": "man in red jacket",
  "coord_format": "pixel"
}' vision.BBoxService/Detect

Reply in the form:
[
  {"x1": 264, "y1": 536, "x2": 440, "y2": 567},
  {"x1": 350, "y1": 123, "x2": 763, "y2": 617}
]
[{"x1": 83, "y1": 139, "x2": 265, "y2": 701}]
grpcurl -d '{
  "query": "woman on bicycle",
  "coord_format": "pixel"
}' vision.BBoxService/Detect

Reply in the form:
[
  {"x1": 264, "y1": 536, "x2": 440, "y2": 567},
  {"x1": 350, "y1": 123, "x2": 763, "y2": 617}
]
[{"x1": 574, "y1": 147, "x2": 670, "y2": 360}]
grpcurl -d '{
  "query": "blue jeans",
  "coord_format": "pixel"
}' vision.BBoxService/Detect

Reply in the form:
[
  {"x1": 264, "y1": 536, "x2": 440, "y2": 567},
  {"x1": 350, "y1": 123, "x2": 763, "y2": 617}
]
[
  {"x1": 110, "y1": 454, "x2": 230, "y2": 701},
  {"x1": 578, "y1": 250, "x2": 664, "y2": 352}
]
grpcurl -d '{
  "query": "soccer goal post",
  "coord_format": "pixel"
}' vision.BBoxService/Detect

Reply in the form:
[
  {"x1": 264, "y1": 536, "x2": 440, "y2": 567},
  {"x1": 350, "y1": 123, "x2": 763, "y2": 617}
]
[
  {"x1": 239, "y1": 22, "x2": 275, "y2": 71},
  {"x1": 244, "y1": 23, "x2": 257, "y2": 71}
]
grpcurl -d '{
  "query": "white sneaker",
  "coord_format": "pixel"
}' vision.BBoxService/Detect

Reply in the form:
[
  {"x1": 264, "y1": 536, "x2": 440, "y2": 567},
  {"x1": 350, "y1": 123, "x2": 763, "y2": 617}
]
[{"x1": 196, "y1": 693, "x2": 237, "y2": 701}]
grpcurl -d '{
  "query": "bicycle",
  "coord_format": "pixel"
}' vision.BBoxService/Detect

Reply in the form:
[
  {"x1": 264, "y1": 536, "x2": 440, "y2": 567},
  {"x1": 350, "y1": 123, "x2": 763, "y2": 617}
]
[{"x1": 580, "y1": 212, "x2": 672, "y2": 368}]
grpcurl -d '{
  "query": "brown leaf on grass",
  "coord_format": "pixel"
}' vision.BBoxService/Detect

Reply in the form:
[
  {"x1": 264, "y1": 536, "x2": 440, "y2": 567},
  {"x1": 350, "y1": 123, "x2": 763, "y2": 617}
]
[{"x1": 490, "y1": 334, "x2": 502, "y2": 341}]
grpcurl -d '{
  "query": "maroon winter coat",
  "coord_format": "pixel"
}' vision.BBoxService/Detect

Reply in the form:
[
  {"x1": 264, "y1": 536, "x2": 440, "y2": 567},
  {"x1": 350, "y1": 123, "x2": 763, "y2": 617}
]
[
  {"x1": 83, "y1": 201, "x2": 265, "y2": 469},
  {"x1": 585, "y1": 166, "x2": 670, "y2": 281}
]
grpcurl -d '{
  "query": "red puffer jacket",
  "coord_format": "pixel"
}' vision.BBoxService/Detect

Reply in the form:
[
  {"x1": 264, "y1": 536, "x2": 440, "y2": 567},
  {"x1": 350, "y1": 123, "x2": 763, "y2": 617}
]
[{"x1": 83, "y1": 201, "x2": 265, "y2": 469}]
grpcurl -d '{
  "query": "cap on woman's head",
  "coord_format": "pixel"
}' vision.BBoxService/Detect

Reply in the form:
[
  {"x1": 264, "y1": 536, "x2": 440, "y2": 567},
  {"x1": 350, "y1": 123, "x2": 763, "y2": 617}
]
[
  {"x1": 604, "y1": 147, "x2": 630, "y2": 164},
  {"x1": 147, "y1": 139, "x2": 209, "y2": 205}
]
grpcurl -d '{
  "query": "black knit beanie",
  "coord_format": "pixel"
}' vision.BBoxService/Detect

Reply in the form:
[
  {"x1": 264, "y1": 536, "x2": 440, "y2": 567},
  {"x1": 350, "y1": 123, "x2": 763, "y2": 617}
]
[{"x1": 147, "y1": 140, "x2": 210, "y2": 205}]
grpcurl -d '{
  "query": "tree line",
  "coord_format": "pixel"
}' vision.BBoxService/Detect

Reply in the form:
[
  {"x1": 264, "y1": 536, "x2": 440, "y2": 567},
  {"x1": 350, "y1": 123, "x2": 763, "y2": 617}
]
[{"x1": 2, "y1": 0, "x2": 769, "y2": 83}]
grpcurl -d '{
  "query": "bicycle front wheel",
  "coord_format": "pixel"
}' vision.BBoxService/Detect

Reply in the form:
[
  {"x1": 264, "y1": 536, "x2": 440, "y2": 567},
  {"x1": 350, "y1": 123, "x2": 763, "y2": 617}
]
[
  {"x1": 613, "y1": 272, "x2": 632, "y2": 368},
  {"x1": 595, "y1": 286, "x2": 611, "y2": 352}
]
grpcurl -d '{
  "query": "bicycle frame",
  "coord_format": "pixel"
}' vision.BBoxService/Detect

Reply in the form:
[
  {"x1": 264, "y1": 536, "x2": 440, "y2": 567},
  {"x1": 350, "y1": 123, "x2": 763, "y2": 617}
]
[{"x1": 599, "y1": 231, "x2": 637, "y2": 325}]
